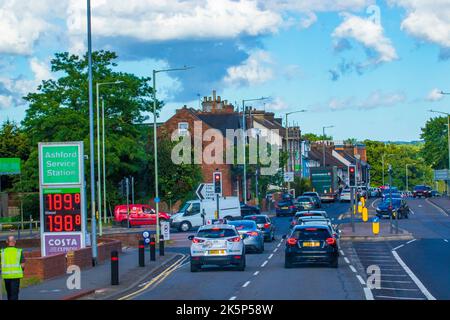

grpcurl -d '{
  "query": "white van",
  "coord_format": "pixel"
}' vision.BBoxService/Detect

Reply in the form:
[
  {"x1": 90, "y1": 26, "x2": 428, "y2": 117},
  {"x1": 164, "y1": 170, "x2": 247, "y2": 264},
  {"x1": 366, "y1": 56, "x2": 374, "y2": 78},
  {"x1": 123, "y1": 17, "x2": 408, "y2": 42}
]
[{"x1": 170, "y1": 197, "x2": 241, "y2": 232}]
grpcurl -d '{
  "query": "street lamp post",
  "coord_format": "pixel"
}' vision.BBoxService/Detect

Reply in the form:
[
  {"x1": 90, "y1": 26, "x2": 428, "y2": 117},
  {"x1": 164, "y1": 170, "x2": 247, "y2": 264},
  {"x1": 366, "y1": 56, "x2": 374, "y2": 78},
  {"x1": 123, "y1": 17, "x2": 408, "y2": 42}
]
[
  {"x1": 405, "y1": 164, "x2": 411, "y2": 192},
  {"x1": 86, "y1": 0, "x2": 97, "y2": 265},
  {"x1": 382, "y1": 153, "x2": 394, "y2": 186},
  {"x1": 96, "y1": 80, "x2": 123, "y2": 236},
  {"x1": 322, "y1": 126, "x2": 334, "y2": 167},
  {"x1": 429, "y1": 106, "x2": 450, "y2": 196},
  {"x1": 285, "y1": 110, "x2": 307, "y2": 192},
  {"x1": 241, "y1": 97, "x2": 269, "y2": 204},
  {"x1": 153, "y1": 67, "x2": 192, "y2": 242}
]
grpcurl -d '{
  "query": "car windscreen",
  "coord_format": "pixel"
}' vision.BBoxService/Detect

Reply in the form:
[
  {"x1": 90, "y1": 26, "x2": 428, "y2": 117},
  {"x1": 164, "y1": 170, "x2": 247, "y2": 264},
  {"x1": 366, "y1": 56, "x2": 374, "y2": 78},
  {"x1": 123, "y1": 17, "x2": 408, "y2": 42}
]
[
  {"x1": 382, "y1": 198, "x2": 402, "y2": 206},
  {"x1": 414, "y1": 185, "x2": 427, "y2": 191},
  {"x1": 296, "y1": 212, "x2": 323, "y2": 218},
  {"x1": 303, "y1": 193, "x2": 317, "y2": 197},
  {"x1": 228, "y1": 221, "x2": 256, "y2": 230},
  {"x1": 197, "y1": 228, "x2": 237, "y2": 238},
  {"x1": 243, "y1": 216, "x2": 267, "y2": 224},
  {"x1": 297, "y1": 197, "x2": 311, "y2": 202},
  {"x1": 277, "y1": 201, "x2": 292, "y2": 206},
  {"x1": 291, "y1": 228, "x2": 331, "y2": 240}
]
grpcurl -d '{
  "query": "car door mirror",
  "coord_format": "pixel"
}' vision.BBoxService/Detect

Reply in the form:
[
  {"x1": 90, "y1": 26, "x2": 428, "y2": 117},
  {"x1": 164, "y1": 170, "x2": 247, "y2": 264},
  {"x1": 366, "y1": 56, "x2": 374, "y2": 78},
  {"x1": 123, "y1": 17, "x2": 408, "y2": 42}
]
[{"x1": 188, "y1": 235, "x2": 194, "y2": 241}]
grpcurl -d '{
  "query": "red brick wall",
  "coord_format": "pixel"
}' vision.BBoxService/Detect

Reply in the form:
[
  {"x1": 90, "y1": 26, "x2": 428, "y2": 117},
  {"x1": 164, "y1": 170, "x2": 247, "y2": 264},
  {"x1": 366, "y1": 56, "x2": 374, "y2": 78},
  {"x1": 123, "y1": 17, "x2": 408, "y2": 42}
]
[{"x1": 24, "y1": 253, "x2": 66, "y2": 281}]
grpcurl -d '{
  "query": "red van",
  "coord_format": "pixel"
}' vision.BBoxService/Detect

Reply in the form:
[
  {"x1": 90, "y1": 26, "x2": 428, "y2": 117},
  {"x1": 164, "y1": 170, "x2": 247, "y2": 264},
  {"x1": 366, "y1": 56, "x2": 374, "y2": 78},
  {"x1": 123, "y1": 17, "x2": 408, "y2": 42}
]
[{"x1": 114, "y1": 204, "x2": 171, "y2": 227}]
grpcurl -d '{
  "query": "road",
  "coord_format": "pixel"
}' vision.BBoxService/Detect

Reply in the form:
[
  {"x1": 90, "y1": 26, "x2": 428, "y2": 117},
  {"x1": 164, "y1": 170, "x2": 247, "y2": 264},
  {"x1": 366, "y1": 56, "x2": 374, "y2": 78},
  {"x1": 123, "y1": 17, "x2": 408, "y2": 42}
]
[{"x1": 124, "y1": 201, "x2": 367, "y2": 300}]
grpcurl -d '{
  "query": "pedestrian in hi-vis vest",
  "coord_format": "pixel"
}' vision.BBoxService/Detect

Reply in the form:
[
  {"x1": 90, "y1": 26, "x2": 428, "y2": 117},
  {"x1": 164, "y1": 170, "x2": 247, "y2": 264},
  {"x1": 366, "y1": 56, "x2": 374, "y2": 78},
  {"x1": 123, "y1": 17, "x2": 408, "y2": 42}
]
[{"x1": 0, "y1": 236, "x2": 25, "y2": 300}]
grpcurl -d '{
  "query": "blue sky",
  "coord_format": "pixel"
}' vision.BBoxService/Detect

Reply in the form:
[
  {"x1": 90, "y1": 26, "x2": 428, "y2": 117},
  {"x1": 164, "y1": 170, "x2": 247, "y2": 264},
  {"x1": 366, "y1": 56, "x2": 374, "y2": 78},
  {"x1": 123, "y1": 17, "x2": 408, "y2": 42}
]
[{"x1": 0, "y1": 0, "x2": 449, "y2": 141}]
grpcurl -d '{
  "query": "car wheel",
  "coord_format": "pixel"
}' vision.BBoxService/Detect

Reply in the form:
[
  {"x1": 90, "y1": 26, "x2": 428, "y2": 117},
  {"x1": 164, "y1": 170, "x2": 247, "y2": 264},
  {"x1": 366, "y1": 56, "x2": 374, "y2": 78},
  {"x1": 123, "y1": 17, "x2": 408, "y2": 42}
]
[
  {"x1": 190, "y1": 263, "x2": 200, "y2": 272},
  {"x1": 236, "y1": 256, "x2": 246, "y2": 271},
  {"x1": 179, "y1": 221, "x2": 191, "y2": 232},
  {"x1": 284, "y1": 259, "x2": 293, "y2": 269},
  {"x1": 330, "y1": 258, "x2": 338, "y2": 268}
]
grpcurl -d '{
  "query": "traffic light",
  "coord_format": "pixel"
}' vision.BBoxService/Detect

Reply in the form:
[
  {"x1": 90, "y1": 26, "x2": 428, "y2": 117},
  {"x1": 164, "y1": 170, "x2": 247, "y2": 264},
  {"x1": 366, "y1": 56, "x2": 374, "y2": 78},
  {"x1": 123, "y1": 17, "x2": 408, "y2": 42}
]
[
  {"x1": 349, "y1": 165, "x2": 356, "y2": 187},
  {"x1": 213, "y1": 172, "x2": 222, "y2": 194}
]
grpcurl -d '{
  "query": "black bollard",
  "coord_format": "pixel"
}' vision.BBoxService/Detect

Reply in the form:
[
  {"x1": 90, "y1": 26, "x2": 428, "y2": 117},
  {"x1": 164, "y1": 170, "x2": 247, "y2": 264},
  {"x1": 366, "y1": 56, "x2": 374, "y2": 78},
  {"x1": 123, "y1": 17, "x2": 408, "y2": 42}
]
[
  {"x1": 150, "y1": 236, "x2": 156, "y2": 261},
  {"x1": 159, "y1": 234, "x2": 165, "y2": 256},
  {"x1": 139, "y1": 240, "x2": 145, "y2": 267},
  {"x1": 111, "y1": 250, "x2": 119, "y2": 285}
]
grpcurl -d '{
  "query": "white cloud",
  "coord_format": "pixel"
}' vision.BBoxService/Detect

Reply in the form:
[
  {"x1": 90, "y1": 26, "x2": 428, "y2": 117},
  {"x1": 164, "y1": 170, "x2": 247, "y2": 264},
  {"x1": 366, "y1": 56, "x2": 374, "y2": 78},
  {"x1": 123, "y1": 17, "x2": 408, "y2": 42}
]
[
  {"x1": 427, "y1": 88, "x2": 444, "y2": 102},
  {"x1": 389, "y1": 0, "x2": 450, "y2": 49},
  {"x1": 265, "y1": 97, "x2": 289, "y2": 111},
  {"x1": 333, "y1": 13, "x2": 398, "y2": 64},
  {"x1": 318, "y1": 91, "x2": 406, "y2": 111},
  {"x1": 223, "y1": 50, "x2": 274, "y2": 86}
]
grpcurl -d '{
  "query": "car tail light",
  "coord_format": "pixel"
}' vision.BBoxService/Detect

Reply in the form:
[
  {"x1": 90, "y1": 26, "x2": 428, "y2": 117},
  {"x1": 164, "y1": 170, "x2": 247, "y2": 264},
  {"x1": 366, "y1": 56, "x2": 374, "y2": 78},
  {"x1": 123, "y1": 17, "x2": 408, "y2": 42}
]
[
  {"x1": 305, "y1": 228, "x2": 318, "y2": 231},
  {"x1": 264, "y1": 223, "x2": 270, "y2": 229},
  {"x1": 309, "y1": 202, "x2": 313, "y2": 206},
  {"x1": 227, "y1": 236, "x2": 241, "y2": 242},
  {"x1": 287, "y1": 238, "x2": 297, "y2": 246},
  {"x1": 246, "y1": 231, "x2": 259, "y2": 237},
  {"x1": 326, "y1": 238, "x2": 336, "y2": 246},
  {"x1": 289, "y1": 205, "x2": 295, "y2": 209},
  {"x1": 192, "y1": 238, "x2": 205, "y2": 244}
]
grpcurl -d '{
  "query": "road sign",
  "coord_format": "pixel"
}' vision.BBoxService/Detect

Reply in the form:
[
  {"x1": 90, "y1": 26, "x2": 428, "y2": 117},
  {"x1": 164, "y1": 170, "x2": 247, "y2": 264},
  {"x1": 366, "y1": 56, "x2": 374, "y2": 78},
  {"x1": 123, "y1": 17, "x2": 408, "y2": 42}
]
[
  {"x1": 144, "y1": 238, "x2": 150, "y2": 244},
  {"x1": 39, "y1": 142, "x2": 86, "y2": 257},
  {"x1": 196, "y1": 183, "x2": 215, "y2": 200},
  {"x1": 161, "y1": 221, "x2": 170, "y2": 240},
  {"x1": 284, "y1": 172, "x2": 294, "y2": 182},
  {"x1": 142, "y1": 230, "x2": 151, "y2": 239},
  {"x1": 154, "y1": 197, "x2": 160, "y2": 203},
  {"x1": 434, "y1": 169, "x2": 449, "y2": 181},
  {"x1": 0, "y1": 158, "x2": 21, "y2": 175}
]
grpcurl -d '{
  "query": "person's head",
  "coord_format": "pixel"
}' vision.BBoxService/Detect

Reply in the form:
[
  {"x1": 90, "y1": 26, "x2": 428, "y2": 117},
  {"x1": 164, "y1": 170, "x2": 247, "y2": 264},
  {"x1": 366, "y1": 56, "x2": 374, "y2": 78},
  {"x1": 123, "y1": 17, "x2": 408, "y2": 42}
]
[{"x1": 6, "y1": 236, "x2": 16, "y2": 247}]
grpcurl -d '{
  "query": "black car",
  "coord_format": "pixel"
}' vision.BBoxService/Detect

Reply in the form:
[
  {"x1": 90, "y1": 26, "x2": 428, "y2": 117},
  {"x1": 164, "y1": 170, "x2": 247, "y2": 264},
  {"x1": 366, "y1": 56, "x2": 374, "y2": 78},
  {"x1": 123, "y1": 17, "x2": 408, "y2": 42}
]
[
  {"x1": 413, "y1": 185, "x2": 431, "y2": 198},
  {"x1": 240, "y1": 203, "x2": 260, "y2": 216},
  {"x1": 243, "y1": 214, "x2": 276, "y2": 242},
  {"x1": 284, "y1": 225, "x2": 339, "y2": 268},
  {"x1": 302, "y1": 192, "x2": 321, "y2": 208},
  {"x1": 275, "y1": 200, "x2": 296, "y2": 217},
  {"x1": 376, "y1": 198, "x2": 409, "y2": 219}
]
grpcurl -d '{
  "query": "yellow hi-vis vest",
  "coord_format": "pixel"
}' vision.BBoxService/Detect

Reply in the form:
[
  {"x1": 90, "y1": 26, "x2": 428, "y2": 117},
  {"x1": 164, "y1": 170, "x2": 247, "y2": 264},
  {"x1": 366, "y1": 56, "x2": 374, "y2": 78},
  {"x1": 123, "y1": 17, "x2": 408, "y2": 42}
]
[{"x1": 0, "y1": 247, "x2": 24, "y2": 279}]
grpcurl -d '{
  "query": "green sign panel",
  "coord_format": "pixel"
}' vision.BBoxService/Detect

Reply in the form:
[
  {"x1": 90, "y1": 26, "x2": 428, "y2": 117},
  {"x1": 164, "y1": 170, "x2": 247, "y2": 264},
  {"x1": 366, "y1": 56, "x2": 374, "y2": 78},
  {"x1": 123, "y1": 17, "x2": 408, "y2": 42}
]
[
  {"x1": 0, "y1": 158, "x2": 21, "y2": 175},
  {"x1": 39, "y1": 143, "x2": 82, "y2": 185}
]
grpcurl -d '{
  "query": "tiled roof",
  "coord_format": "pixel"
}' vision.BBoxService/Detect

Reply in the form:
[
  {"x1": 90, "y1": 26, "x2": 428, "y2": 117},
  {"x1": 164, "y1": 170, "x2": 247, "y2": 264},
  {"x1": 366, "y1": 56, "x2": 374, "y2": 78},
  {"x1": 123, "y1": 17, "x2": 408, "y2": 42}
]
[{"x1": 196, "y1": 113, "x2": 242, "y2": 136}]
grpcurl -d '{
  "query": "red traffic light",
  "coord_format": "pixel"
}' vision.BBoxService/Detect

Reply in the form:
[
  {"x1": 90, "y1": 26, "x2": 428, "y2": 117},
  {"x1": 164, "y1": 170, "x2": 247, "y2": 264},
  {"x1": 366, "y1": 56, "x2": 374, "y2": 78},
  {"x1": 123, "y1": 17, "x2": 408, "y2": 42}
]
[
  {"x1": 214, "y1": 174, "x2": 220, "y2": 181},
  {"x1": 350, "y1": 167, "x2": 355, "y2": 173}
]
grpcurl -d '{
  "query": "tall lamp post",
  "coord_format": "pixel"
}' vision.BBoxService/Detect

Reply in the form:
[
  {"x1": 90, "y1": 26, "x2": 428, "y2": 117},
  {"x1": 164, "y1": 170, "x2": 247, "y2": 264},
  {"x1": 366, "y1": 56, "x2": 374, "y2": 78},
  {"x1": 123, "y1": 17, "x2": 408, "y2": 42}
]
[
  {"x1": 241, "y1": 97, "x2": 269, "y2": 204},
  {"x1": 285, "y1": 110, "x2": 307, "y2": 192},
  {"x1": 322, "y1": 125, "x2": 334, "y2": 167},
  {"x1": 96, "y1": 80, "x2": 123, "y2": 236},
  {"x1": 153, "y1": 67, "x2": 192, "y2": 242},
  {"x1": 382, "y1": 153, "x2": 394, "y2": 186},
  {"x1": 86, "y1": 0, "x2": 98, "y2": 265},
  {"x1": 405, "y1": 164, "x2": 411, "y2": 192},
  {"x1": 429, "y1": 106, "x2": 450, "y2": 196}
]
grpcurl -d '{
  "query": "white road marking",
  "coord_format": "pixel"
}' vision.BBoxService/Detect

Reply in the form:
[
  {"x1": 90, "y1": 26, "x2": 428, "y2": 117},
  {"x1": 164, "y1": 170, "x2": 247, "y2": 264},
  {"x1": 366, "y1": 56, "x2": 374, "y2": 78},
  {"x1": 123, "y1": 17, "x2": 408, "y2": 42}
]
[
  {"x1": 375, "y1": 295, "x2": 425, "y2": 300},
  {"x1": 363, "y1": 288, "x2": 374, "y2": 300},
  {"x1": 268, "y1": 254, "x2": 274, "y2": 259},
  {"x1": 381, "y1": 280, "x2": 413, "y2": 284},
  {"x1": 253, "y1": 271, "x2": 259, "y2": 276},
  {"x1": 381, "y1": 274, "x2": 409, "y2": 277},
  {"x1": 242, "y1": 281, "x2": 250, "y2": 288},
  {"x1": 376, "y1": 287, "x2": 419, "y2": 291},
  {"x1": 349, "y1": 265, "x2": 357, "y2": 273},
  {"x1": 344, "y1": 257, "x2": 350, "y2": 264},
  {"x1": 261, "y1": 260, "x2": 268, "y2": 267},
  {"x1": 273, "y1": 248, "x2": 278, "y2": 253},
  {"x1": 444, "y1": 239, "x2": 449, "y2": 243},
  {"x1": 406, "y1": 239, "x2": 417, "y2": 245},
  {"x1": 340, "y1": 250, "x2": 345, "y2": 256},
  {"x1": 409, "y1": 208, "x2": 415, "y2": 215},
  {"x1": 356, "y1": 275, "x2": 366, "y2": 285},
  {"x1": 425, "y1": 198, "x2": 448, "y2": 216},
  {"x1": 277, "y1": 243, "x2": 281, "y2": 248},
  {"x1": 229, "y1": 296, "x2": 237, "y2": 300},
  {"x1": 391, "y1": 250, "x2": 436, "y2": 300},
  {"x1": 392, "y1": 244, "x2": 404, "y2": 251}
]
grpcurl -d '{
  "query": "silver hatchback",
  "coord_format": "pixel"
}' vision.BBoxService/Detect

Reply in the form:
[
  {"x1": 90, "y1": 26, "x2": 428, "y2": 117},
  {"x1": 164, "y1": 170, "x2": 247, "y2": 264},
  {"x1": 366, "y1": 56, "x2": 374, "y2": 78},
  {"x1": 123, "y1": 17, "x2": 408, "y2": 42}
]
[{"x1": 227, "y1": 220, "x2": 265, "y2": 253}]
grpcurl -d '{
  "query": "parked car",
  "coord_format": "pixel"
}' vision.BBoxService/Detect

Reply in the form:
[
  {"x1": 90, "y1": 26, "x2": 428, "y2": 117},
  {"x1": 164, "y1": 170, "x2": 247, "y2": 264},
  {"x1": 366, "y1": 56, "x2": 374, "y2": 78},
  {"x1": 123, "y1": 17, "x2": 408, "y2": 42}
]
[
  {"x1": 369, "y1": 187, "x2": 381, "y2": 197},
  {"x1": 242, "y1": 214, "x2": 275, "y2": 242},
  {"x1": 340, "y1": 189, "x2": 351, "y2": 202},
  {"x1": 295, "y1": 196, "x2": 315, "y2": 211},
  {"x1": 275, "y1": 199, "x2": 297, "y2": 217},
  {"x1": 431, "y1": 190, "x2": 442, "y2": 197},
  {"x1": 302, "y1": 192, "x2": 322, "y2": 208},
  {"x1": 283, "y1": 225, "x2": 339, "y2": 268},
  {"x1": 227, "y1": 220, "x2": 264, "y2": 253},
  {"x1": 188, "y1": 224, "x2": 246, "y2": 272},
  {"x1": 240, "y1": 203, "x2": 260, "y2": 216},
  {"x1": 376, "y1": 198, "x2": 409, "y2": 219},
  {"x1": 413, "y1": 185, "x2": 432, "y2": 198},
  {"x1": 114, "y1": 204, "x2": 171, "y2": 227}
]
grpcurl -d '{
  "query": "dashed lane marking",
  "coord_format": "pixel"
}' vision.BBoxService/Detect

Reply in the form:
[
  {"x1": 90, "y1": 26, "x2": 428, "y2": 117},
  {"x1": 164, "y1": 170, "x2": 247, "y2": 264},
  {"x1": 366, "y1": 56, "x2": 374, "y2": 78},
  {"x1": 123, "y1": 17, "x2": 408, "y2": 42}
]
[
  {"x1": 261, "y1": 260, "x2": 268, "y2": 267},
  {"x1": 273, "y1": 248, "x2": 278, "y2": 253},
  {"x1": 340, "y1": 250, "x2": 345, "y2": 256},
  {"x1": 364, "y1": 288, "x2": 374, "y2": 300},
  {"x1": 229, "y1": 296, "x2": 237, "y2": 300},
  {"x1": 253, "y1": 271, "x2": 259, "y2": 276},
  {"x1": 349, "y1": 265, "x2": 357, "y2": 273},
  {"x1": 444, "y1": 239, "x2": 449, "y2": 243},
  {"x1": 242, "y1": 281, "x2": 250, "y2": 288},
  {"x1": 268, "y1": 254, "x2": 274, "y2": 259},
  {"x1": 356, "y1": 275, "x2": 366, "y2": 285},
  {"x1": 344, "y1": 257, "x2": 350, "y2": 264},
  {"x1": 391, "y1": 250, "x2": 436, "y2": 300}
]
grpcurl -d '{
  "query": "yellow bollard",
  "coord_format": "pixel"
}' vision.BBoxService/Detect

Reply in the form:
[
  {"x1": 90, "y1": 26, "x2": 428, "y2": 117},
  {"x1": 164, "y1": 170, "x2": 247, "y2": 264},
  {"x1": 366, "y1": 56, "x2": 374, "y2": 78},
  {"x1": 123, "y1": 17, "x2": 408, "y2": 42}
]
[
  {"x1": 360, "y1": 197, "x2": 366, "y2": 207},
  {"x1": 358, "y1": 203, "x2": 363, "y2": 214},
  {"x1": 362, "y1": 207, "x2": 369, "y2": 222},
  {"x1": 372, "y1": 217, "x2": 380, "y2": 235}
]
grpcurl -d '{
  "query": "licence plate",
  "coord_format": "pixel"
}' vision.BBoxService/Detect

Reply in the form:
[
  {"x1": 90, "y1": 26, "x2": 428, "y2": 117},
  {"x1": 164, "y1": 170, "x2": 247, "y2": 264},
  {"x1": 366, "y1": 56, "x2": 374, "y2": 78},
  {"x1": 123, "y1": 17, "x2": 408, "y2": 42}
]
[
  {"x1": 209, "y1": 250, "x2": 225, "y2": 255},
  {"x1": 282, "y1": 207, "x2": 288, "y2": 209},
  {"x1": 303, "y1": 241, "x2": 320, "y2": 247}
]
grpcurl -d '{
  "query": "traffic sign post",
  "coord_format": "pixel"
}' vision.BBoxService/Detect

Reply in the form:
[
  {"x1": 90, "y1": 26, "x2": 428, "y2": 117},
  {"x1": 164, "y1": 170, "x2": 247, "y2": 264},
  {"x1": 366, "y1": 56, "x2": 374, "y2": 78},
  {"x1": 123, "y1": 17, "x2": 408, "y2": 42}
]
[
  {"x1": 213, "y1": 171, "x2": 222, "y2": 220},
  {"x1": 196, "y1": 183, "x2": 215, "y2": 200},
  {"x1": 38, "y1": 142, "x2": 86, "y2": 257}
]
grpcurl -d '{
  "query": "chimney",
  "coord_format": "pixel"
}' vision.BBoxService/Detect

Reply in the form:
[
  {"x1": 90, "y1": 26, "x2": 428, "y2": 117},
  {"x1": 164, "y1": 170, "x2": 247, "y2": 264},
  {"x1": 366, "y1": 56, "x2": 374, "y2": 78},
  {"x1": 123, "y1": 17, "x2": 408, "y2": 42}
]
[{"x1": 212, "y1": 90, "x2": 217, "y2": 111}]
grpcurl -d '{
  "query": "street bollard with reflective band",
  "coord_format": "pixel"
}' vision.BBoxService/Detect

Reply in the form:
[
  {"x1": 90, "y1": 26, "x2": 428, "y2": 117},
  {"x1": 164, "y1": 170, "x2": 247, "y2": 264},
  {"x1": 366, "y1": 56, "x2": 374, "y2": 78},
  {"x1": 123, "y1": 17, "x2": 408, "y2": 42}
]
[
  {"x1": 150, "y1": 237, "x2": 156, "y2": 261},
  {"x1": 358, "y1": 204, "x2": 363, "y2": 214},
  {"x1": 372, "y1": 217, "x2": 380, "y2": 235},
  {"x1": 139, "y1": 240, "x2": 145, "y2": 267},
  {"x1": 159, "y1": 234, "x2": 165, "y2": 256},
  {"x1": 362, "y1": 207, "x2": 369, "y2": 222},
  {"x1": 111, "y1": 251, "x2": 119, "y2": 285}
]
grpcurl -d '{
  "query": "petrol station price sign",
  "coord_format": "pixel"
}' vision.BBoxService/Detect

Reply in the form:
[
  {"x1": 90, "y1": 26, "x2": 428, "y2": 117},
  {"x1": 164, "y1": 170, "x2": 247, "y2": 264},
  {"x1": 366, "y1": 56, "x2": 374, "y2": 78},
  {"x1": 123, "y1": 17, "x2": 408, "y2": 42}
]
[{"x1": 39, "y1": 142, "x2": 86, "y2": 256}]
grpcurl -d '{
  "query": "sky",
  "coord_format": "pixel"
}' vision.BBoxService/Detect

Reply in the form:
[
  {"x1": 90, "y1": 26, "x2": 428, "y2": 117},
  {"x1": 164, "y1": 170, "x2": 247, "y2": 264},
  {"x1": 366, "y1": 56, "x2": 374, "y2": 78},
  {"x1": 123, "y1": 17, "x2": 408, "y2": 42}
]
[{"x1": 0, "y1": 0, "x2": 449, "y2": 141}]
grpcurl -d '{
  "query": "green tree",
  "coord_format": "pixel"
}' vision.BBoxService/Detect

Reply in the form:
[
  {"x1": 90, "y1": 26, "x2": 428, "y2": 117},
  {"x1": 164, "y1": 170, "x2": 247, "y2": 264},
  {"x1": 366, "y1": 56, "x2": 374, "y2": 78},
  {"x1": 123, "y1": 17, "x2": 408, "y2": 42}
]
[
  {"x1": 420, "y1": 116, "x2": 448, "y2": 169},
  {"x1": 302, "y1": 133, "x2": 332, "y2": 142}
]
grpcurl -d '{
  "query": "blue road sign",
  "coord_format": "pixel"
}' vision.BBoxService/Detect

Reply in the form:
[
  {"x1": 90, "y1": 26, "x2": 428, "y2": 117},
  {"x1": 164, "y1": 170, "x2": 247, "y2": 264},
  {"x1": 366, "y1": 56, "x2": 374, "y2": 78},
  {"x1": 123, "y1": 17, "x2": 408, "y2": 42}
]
[
  {"x1": 373, "y1": 217, "x2": 379, "y2": 223},
  {"x1": 154, "y1": 197, "x2": 160, "y2": 203},
  {"x1": 142, "y1": 231, "x2": 151, "y2": 239},
  {"x1": 144, "y1": 238, "x2": 151, "y2": 244}
]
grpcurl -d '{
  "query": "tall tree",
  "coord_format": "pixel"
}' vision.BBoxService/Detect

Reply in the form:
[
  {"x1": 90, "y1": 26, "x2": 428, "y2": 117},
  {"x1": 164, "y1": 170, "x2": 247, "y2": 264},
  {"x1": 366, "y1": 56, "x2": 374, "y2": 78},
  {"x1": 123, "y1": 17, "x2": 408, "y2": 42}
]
[{"x1": 420, "y1": 116, "x2": 448, "y2": 169}]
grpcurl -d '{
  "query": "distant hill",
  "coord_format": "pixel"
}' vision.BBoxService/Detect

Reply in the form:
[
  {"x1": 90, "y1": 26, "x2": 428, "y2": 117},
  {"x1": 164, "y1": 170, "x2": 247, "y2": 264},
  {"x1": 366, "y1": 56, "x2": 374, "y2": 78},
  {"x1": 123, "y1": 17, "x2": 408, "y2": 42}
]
[{"x1": 381, "y1": 140, "x2": 424, "y2": 145}]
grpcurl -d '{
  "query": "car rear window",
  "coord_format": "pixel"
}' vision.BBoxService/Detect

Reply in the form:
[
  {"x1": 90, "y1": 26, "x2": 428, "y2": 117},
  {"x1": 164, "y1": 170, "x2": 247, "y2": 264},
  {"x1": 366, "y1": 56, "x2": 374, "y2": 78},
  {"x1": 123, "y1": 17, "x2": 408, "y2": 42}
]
[
  {"x1": 414, "y1": 185, "x2": 427, "y2": 191},
  {"x1": 243, "y1": 216, "x2": 267, "y2": 224},
  {"x1": 197, "y1": 228, "x2": 237, "y2": 238},
  {"x1": 228, "y1": 221, "x2": 256, "y2": 230},
  {"x1": 296, "y1": 212, "x2": 323, "y2": 218},
  {"x1": 292, "y1": 228, "x2": 331, "y2": 240},
  {"x1": 278, "y1": 201, "x2": 292, "y2": 206},
  {"x1": 297, "y1": 197, "x2": 311, "y2": 202}
]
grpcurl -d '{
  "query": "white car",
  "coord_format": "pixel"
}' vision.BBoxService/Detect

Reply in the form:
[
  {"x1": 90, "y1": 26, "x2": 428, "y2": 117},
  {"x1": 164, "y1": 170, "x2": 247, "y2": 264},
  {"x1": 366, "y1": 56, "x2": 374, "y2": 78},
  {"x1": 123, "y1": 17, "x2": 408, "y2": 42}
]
[
  {"x1": 188, "y1": 224, "x2": 246, "y2": 272},
  {"x1": 340, "y1": 189, "x2": 351, "y2": 202}
]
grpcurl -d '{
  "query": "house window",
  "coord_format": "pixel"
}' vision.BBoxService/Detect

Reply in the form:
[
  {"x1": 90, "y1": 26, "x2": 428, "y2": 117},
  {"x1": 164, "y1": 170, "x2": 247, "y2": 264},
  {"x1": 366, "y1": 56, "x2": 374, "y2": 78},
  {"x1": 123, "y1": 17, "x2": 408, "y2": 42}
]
[{"x1": 178, "y1": 122, "x2": 189, "y2": 136}]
